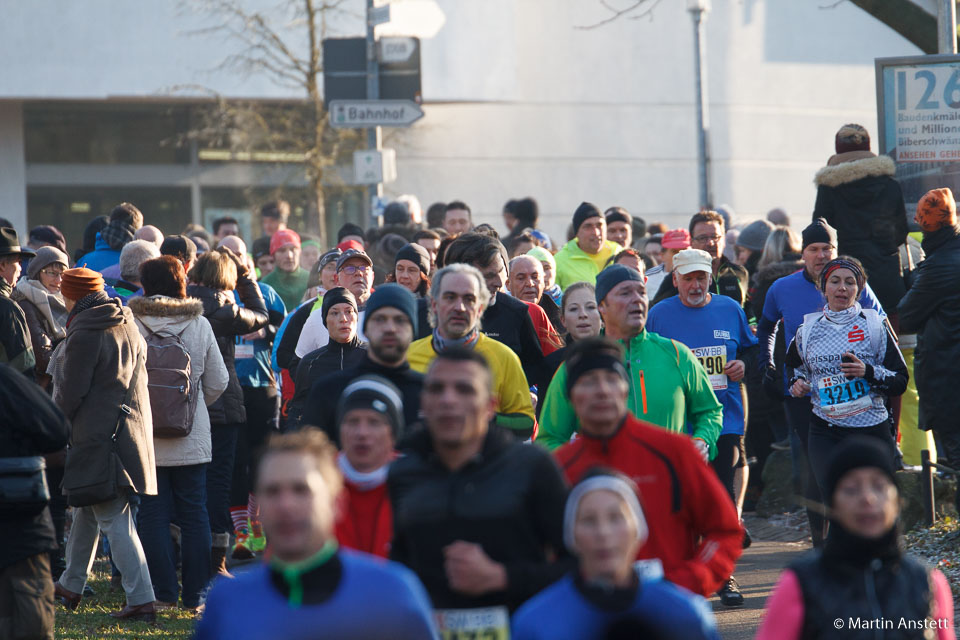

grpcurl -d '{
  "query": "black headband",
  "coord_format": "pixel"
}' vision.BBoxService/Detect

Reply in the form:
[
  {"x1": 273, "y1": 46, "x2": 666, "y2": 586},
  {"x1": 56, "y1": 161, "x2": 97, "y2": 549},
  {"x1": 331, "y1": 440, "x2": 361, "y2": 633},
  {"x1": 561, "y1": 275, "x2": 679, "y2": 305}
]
[{"x1": 566, "y1": 353, "x2": 628, "y2": 393}]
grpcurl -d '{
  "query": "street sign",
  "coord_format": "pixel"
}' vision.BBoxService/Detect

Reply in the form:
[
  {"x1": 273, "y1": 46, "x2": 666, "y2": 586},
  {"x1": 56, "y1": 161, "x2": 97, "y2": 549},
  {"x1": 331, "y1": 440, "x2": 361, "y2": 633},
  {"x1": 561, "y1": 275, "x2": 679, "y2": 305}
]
[
  {"x1": 354, "y1": 149, "x2": 397, "y2": 185},
  {"x1": 329, "y1": 100, "x2": 424, "y2": 128},
  {"x1": 370, "y1": 5, "x2": 390, "y2": 26},
  {"x1": 379, "y1": 37, "x2": 417, "y2": 64},
  {"x1": 375, "y1": 0, "x2": 446, "y2": 39},
  {"x1": 322, "y1": 37, "x2": 421, "y2": 108}
]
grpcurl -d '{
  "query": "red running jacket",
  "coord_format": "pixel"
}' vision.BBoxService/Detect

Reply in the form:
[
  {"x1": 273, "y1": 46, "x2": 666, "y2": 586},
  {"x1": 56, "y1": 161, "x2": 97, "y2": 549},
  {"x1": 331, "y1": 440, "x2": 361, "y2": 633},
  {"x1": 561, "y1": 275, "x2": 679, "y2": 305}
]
[
  {"x1": 554, "y1": 413, "x2": 743, "y2": 596},
  {"x1": 334, "y1": 480, "x2": 393, "y2": 559}
]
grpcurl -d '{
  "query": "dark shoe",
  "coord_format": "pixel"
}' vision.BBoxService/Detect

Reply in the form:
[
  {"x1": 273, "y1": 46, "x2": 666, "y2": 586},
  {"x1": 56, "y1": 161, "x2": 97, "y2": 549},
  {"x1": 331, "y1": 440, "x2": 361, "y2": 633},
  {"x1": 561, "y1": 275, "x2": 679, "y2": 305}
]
[
  {"x1": 742, "y1": 522, "x2": 753, "y2": 550},
  {"x1": 211, "y1": 546, "x2": 234, "y2": 578},
  {"x1": 111, "y1": 574, "x2": 123, "y2": 590},
  {"x1": 770, "y1": 439, "x2": 791, "y2": 451},
  {"x1": 109, "y1": 601, "x2": 156, "y2": 622},
  {"x1": 54, "y1": 582, "x2": 81, "y2": 610},
  {"x1": 718, "y1": 577, "x2": 745, "y2": 607},
  {"x1": 82, "y1": 584, "x2": 96, "y2": 597}
]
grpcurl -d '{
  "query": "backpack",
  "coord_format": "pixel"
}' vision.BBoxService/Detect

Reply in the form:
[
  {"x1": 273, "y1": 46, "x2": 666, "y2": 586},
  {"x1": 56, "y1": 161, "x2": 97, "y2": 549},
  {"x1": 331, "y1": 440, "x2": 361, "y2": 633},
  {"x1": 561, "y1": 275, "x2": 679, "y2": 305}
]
[{"x1": 142, "y1": 325, "x2": 197, "y2": 438}]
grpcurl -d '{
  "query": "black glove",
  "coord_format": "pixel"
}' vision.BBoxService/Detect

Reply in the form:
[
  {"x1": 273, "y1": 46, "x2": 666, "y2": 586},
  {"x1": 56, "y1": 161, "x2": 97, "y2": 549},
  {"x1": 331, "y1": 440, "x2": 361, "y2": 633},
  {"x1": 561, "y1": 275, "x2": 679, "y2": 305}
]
[{"x1": 762, "y1": 365, "x2": 784, "y2": 401}]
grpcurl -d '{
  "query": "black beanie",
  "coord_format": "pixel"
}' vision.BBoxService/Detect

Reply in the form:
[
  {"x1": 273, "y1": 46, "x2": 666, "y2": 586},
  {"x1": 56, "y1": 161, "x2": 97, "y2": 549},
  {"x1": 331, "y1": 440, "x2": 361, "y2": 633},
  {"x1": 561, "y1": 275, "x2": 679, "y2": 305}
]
[
  {"x1": 395, "y1": 243, "x2": 430, "y2": 275},
  {"x1": 595, "y1": 264, "x2": 645, "y2": 304},
  {"x1": 572, "y1": 202, "x2": 603, "y2": 234},
  {"x1": 338, "y1": 223, "x2": 366, "y2": 243},
  {"x1": 321, "y1": 287, "x2": 358, "y2": 328},
  {"x1": 824, "y1": 436, "x2": 898, "y2": 507},
  {"x1": 605, "y1": 207, "x2": 632, "y2": 226},
  {"x1": 336, "y1": 374, "x2": 405, "y2": 438},
  {"x1": 802, "y1": 218, "x2": 838, "y2": 249},
  {"x1": 363, "y1": 283, "x2": 418, "y2": 336}
]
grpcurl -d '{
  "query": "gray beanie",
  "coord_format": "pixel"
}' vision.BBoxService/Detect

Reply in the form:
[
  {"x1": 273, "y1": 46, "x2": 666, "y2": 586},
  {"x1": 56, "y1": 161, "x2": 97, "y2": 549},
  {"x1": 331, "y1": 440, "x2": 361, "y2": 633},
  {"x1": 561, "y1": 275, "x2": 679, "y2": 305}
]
[
  {"x1": 736, "y1": 219, "x2": 774, "y2": 252},
  {"x1": 27, "y1": 246, "x2": 70, "y2": 280}
]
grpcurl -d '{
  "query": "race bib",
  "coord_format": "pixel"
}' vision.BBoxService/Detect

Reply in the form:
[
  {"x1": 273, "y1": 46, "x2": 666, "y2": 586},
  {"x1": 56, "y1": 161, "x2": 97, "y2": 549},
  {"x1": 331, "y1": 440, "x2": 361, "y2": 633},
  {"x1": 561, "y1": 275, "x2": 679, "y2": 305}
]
[
  {"x1": 434, "y1": 606, "x2": 510, "y2": 640},
  {"x1": 817, "y1": 375, "x2": 872, "y2": 419},
  {"x1": 235, "y1": 343, "x2": 255, "y2": 360},
  {"x1": 692, "y1": 345, "x2": 727, "y2": 391}
]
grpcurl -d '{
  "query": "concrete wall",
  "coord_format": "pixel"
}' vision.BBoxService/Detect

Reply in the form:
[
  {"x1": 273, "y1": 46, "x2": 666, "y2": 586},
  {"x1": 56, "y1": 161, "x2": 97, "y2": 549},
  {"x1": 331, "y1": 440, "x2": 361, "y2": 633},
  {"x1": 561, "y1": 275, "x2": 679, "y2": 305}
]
[{"x1": 0, "y1": 102, "x2": 26, "y2": 231}]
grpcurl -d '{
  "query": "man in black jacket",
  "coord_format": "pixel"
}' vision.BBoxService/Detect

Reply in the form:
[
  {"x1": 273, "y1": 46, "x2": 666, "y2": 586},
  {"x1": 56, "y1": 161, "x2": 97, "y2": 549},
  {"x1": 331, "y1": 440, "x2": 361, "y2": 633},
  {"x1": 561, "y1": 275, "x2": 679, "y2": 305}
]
[
  {"x1": 443, "y1": 233, "x2": 544, "y2": 384},
  {"x1": 388, "y1": 348, "x2": 569, "y2": 627},
  {"x1": 302, "y1": 284, "x2": 424, "y2": 444},
  {"x1": 0, "y1": 228, "x2": 36, "y2": 376},
  {"x1": 899, "y1": 187, "x2": 960, "y2": 513},
  {"x1": 0, "y1": 363, "x2": 69, "y2": 639}
]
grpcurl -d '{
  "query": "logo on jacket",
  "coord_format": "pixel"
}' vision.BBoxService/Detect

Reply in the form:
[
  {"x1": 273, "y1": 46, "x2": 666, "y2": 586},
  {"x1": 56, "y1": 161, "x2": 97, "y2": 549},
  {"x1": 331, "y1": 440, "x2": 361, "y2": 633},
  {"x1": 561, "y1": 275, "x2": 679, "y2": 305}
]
[
  {"x1": 713, "y1": 330, "x2": 730, "y2": 340},
  {"x1": 848, "y1": 325, "x2": 865, "y2": 343}
]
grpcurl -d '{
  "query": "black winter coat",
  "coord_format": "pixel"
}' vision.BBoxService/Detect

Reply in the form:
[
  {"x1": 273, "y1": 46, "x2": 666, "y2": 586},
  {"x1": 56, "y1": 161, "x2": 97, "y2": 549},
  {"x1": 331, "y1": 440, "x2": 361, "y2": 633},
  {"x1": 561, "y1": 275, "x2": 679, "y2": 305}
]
[
  {"x1": 301, "y1": 352, "x2": 425, "y2": 445},
  {"x1": 286, "y1": 336, "x2": 366, "y2": 430},
  {"x1": 188, "y1": 275, "x2": 269, "y2": 425},
  {"x1": 814, "y1": 152, "x2": 908, "y2": 312},
  {"x1": 388, "y1": 426, "x2": 572, "y2": 612},
  {"x1": 897, "y1": 226, "x2": 960, "y2": 433},
  {"x1": 481, "y1": 292, "x2": 544, "y2": 385},
  {"x1": 0, "y1": 362, "x2": 70, "y2": 569}
]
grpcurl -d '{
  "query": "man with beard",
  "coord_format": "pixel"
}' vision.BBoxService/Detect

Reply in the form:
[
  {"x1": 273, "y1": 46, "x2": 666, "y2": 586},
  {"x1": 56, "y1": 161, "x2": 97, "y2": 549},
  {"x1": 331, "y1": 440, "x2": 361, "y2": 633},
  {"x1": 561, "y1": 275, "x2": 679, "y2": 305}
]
[
  {"x1": 301, "y1": 284, "x2": 424, "y2": 445},
  {"x1": 647, "y1": 249, "x2": 757, "y2": 606}
]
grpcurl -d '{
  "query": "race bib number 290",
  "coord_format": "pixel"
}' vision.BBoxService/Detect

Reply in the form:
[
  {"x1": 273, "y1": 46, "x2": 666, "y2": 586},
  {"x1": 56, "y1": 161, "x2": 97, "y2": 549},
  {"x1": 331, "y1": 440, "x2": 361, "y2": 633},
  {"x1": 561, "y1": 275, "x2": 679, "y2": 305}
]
[
  {"x1": 434, "y1": 607, "x2": 510, "y2": 640},
  {"x1": 692, "y1": 345, "x2": 727, "y2": 391}
]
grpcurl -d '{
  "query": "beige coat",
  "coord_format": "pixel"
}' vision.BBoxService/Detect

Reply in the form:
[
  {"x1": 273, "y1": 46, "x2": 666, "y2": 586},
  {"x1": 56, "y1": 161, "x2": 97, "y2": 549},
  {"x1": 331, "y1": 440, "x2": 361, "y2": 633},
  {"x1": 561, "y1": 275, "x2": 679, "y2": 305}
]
[{"x1": 128, "y1": 296, "x2": 229, "y2": 467}]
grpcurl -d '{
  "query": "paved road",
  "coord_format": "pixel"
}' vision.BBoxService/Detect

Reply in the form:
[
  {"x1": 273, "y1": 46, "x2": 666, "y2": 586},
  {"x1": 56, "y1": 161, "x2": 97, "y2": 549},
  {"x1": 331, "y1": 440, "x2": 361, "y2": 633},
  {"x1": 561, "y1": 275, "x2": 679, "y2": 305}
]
[{"x1": 711, "y1": 540, "x2": 811, "y2": 639}]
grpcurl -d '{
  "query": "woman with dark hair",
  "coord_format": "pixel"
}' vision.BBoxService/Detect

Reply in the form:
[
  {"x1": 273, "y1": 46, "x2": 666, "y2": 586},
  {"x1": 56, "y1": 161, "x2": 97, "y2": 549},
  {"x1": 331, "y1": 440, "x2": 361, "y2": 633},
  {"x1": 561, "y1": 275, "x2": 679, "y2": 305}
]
[
  {"x1": 757, "y1": 436, "x2": 955, "y2": 639},
  {"x1": 386, "y1": 243, "x2": 431, "y2": 297},
  {"x1": 186, "y1": 247, "x2": 269, "y2": 575},
  {"x1": 512, "y1": 469, "x2": 719, "y2": 640},
  {"x1": 129, "y1": 256, "x2": 229, "y2": 610},
  {"x1": 786, "y1": 256, "x2": 908, "y2": 508}
]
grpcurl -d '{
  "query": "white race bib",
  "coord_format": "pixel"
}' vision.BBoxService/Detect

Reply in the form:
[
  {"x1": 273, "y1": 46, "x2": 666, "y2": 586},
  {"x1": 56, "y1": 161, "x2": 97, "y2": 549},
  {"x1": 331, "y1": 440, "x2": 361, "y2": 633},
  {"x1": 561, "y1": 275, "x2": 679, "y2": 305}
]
[
  {"x1": 692, "y1": 345, "x2": 728, "y2": 391},
  {"x1": 235, "y1": 343, "x2": 255, "y2": 359},
  {"x1": 434, "y1": 606, "x2": 510, "y2": 640}
]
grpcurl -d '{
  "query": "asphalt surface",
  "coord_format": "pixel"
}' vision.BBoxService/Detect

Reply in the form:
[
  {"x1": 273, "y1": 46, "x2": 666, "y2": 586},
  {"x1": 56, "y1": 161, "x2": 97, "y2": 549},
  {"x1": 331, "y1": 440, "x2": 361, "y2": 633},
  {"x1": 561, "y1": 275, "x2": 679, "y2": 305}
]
[{"x1": 711, "y1": 540, "x2": 812, "y2": 639}]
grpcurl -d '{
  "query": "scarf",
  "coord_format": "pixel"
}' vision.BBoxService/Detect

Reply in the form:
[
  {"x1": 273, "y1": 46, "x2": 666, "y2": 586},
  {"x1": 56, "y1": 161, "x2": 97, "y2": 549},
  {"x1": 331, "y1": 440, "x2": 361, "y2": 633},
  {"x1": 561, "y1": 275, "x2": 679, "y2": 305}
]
[
  {"x1": 269, "y1": 540, "x2": 338, "y2": 608},
  {"x1": 15, "y1": 278, "x2": 67, "y2": 338},
  {"x1": 337, "y1": 452, "x2": 388, "y2": 491},
  {"x1": 545, "y1": 284, "x2": 563, "y2": 306},
  {"x1": 67, "y1": 290, "x2": 111, "y2": 325},
  {"x1": 432, "y1": 327, "x2": 480, "y2": 352},
  {"x1": 822, "y1": 301, "x2": 861, "y2": 326}
]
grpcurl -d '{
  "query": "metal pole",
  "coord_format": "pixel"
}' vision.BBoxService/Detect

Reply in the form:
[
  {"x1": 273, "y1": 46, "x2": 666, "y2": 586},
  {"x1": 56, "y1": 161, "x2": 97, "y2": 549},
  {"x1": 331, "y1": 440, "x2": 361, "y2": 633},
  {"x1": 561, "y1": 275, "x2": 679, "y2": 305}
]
[
  {"x1": 939, "y1": 0, "x2": 958, "y2": 54},
  {"x1": 366, "y1": 0, "x2": 383, "y2": 225},
  {"x1": 921, "y1": 449, "x2": 936, "y2": 526},
  {"x1": 690, "y1": 5, "x2": 712, "y2": 210}
]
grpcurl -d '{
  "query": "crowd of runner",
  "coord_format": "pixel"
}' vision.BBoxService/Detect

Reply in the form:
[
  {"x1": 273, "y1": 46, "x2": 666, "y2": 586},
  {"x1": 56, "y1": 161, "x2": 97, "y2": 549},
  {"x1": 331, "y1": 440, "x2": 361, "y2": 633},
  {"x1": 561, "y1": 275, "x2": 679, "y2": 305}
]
[{"x1": 1, "y1": 123, "x2": 957, "y2": 639}]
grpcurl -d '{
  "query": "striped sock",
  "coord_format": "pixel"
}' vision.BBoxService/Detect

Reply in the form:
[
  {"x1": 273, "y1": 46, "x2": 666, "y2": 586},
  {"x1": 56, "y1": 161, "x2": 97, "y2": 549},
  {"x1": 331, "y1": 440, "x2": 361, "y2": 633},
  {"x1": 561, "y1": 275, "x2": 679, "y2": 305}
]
[
  {"x1": 230, "y1": 506, "x2": 248, "y2": 535},
  {"x1": 248, "y1": 493, "x2": 263, "y2": 537}
]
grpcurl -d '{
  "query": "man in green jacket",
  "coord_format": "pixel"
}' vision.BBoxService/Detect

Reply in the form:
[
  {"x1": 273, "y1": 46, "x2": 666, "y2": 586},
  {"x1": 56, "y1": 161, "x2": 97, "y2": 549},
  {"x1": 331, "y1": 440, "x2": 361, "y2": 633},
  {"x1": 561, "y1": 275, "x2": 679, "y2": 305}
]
[
  {"x1": 554, "y1": 202, "x2": 621, "y2": 290},
  {"x1": 537, "y1": 264, "x2": 723, "y2": 458}
]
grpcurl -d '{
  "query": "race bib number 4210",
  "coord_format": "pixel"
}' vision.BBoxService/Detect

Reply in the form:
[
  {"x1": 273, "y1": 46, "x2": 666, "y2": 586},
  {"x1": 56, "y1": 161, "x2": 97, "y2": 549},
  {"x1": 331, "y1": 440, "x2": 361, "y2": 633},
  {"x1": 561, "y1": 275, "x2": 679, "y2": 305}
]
[
  {"x1": 434, "y1": 607, "x2": 509, "y2": 640},
  {"x1": 692, "y1": 345, "x2": 727, "y2": 391}
]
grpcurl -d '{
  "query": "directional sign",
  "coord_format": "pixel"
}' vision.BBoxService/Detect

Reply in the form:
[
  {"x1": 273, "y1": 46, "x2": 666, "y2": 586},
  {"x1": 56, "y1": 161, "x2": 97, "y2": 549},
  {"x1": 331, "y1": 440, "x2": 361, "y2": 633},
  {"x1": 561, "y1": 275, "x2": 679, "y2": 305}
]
[
  {"x1": 370, "y1": 5, "x2": 390, "y2": 26},
  {"x1": 379, "y1": 37, "x2": 417, "y2": 64},
  {"x1": 354, "y1": 149, "x2": 397, "y2": 185},
  {"x1": 329, "y1": 100, "x2": 424, "y2": 129}
]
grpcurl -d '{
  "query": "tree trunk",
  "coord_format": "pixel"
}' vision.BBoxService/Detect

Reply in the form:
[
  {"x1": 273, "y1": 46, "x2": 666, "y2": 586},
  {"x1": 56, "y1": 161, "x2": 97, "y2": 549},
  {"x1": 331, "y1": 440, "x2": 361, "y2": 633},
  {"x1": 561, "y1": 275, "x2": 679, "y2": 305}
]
[{"x1": 849, "y1": 0, "x2": 941, "y2": 55}]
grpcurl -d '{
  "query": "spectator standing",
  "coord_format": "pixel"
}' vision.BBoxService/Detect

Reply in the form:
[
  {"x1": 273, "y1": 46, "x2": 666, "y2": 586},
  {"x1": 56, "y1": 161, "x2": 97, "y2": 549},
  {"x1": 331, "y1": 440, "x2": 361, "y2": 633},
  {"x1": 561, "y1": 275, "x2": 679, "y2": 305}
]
[
  {"x1": 111, "y1": 239, "x2": 160, "y2": 299},
  {"x1": 77, "y1": 202, "x2": 143, "y2": 272},
  {"x1": 12, "y1": 246, "x2": 69, "y2": 390},
  {"x1": 0, "y1": 228, "x2": 36, "y2": 375},
  {"x1": 262, "y1": 229, "x2": 309, "y2": 312},
  {"x1": 129, "y1": 256, "x2": 229, "y2": 611},
  {"x1": 54, "y1": 267, "x2": 157, "y2": 621}
]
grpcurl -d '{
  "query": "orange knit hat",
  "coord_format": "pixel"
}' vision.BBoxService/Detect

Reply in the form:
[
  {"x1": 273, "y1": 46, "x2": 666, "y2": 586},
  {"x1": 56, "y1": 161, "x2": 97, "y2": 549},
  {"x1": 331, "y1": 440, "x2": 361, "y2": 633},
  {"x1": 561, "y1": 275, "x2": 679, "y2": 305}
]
[
  {"x1": 61, "y1": 267, "x2": 105, "y2": 301},
  {"x1": 915, "y1": 188, "x2": 958, "y2": 233}
]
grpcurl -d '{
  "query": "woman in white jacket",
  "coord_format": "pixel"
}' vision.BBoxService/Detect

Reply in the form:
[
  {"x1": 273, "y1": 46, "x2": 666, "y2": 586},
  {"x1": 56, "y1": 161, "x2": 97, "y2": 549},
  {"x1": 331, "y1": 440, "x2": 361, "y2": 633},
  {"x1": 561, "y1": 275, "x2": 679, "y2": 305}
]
[{"x1": 128, "y1": 255, "x2": 229, "y2": 611}]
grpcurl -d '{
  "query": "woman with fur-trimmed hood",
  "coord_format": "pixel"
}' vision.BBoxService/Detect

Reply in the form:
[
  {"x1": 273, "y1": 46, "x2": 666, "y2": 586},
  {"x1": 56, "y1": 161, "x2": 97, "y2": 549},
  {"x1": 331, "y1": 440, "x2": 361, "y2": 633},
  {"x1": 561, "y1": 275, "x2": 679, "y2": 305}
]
[
  {"x1": 128, "y1": 256, "x2": 229, "y2": 611},
  {"x1": 813, "y1": 124, "x2": 908, "y2": 314}
]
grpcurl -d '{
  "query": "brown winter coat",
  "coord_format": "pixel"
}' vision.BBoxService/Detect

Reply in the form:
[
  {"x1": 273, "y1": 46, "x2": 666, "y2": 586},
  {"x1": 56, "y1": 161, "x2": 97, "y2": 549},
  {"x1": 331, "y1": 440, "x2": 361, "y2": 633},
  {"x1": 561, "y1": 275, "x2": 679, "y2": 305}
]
[
  {"x1": 56, "y1": 297, "x2": 157, "y2": 497},
  {"x1": 11, "y1": 279, "x2": 67, "y2": 390}
]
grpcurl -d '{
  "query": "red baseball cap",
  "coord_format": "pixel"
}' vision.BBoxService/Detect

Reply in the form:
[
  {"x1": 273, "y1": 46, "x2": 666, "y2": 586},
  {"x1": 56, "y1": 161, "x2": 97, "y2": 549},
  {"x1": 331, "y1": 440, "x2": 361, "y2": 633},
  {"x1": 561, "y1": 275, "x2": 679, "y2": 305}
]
[{"x1": 661, "y1": 229, "x2": 691, "y2": 250}]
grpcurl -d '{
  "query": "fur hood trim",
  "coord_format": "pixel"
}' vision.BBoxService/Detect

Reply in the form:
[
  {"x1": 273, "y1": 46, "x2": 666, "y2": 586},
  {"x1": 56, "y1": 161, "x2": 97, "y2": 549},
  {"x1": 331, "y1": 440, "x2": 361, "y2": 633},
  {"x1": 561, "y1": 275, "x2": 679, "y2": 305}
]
[
  {"x1": 814, "y1": 154, "x2": 895, "y2": 188},
  {"x1": 128, "y1": 295, "x2": 204, "y2": 319}
]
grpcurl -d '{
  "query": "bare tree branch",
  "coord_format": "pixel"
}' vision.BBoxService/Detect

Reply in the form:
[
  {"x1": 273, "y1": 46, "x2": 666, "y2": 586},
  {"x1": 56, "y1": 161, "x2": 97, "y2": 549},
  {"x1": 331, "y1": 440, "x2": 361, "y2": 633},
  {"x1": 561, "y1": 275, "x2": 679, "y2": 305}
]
[{"x1": 576, "y1": 0, "x2": 658, "y2": 30}]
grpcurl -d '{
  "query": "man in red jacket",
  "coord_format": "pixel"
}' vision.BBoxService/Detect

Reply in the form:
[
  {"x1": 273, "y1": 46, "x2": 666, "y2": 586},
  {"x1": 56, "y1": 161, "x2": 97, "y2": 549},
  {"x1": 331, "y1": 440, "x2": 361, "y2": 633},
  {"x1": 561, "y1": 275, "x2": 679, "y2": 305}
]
[
  {"x1": 333, "y1": 375, "x2": 403, "y2": 558},
  {"x1": 553, "y1": 337, "x2": 743, "y2": 598}
]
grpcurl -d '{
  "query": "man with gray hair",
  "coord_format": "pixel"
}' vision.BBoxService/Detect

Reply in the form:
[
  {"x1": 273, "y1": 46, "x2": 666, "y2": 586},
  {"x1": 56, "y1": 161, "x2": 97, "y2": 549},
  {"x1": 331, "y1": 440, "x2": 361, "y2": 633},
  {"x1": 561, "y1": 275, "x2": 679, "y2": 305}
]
[
  {"x1": 406, "y1": 263, "x2": 536, "y2": 438},
  {"x1": 114, "y1": 239, "x2": 160, "y2": 300},
  {"x1": 135, "y1": 225, "x2": 164, "y2": 248}
]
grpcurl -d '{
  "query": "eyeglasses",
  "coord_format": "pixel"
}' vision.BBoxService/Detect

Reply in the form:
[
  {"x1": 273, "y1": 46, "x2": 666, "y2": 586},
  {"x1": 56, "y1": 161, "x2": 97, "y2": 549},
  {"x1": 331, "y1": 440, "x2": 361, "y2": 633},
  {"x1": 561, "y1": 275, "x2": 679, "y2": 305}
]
[
  {"x1": 40, "y1": 269, "x2": 64, "y2": 279},
  {"x1": 693, "y1": 234, "x2": 723, "y2": 243},
  {"x1": 340, "y1": 265, "x2": 370, "y2": 276}
]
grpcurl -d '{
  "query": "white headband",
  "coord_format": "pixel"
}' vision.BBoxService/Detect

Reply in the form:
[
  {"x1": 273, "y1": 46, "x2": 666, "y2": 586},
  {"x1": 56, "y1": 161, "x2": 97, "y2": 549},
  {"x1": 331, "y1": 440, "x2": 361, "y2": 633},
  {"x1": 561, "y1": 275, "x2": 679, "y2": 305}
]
[{"x1": 563, "y1": 475, "x2": 648, "y2": 553}]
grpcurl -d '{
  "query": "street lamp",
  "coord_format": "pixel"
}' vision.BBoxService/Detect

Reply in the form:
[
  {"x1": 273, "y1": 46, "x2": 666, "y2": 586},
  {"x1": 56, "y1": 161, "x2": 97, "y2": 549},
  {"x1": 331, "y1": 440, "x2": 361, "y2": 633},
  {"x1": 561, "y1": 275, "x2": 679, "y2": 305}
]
[{"x1": 688, "y1": 0, "x2": 712, "y2": 209}]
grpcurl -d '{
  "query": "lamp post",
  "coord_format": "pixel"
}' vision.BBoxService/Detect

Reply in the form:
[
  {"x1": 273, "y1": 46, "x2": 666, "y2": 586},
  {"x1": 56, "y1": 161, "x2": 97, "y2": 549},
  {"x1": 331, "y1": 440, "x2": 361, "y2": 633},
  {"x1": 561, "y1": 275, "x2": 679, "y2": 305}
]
[
  {"x1": 688, "y1": 0, "x2": 712, "y2": 210},
  {"x1": 938, "y1": 0, "x2": 958, "y2": 54}
]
